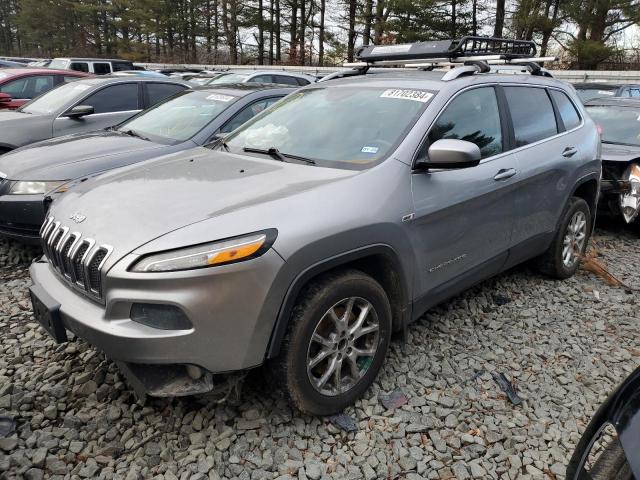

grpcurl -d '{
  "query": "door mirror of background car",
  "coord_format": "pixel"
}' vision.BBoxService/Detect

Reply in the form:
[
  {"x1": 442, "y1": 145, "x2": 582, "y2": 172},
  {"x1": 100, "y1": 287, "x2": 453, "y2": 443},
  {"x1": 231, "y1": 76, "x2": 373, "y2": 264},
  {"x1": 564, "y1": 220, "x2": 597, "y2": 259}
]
[
  {"x1": 64, "y1": 105, "x2": 95, "y2": 118},
  {"x1": 0, "y1": 93, "x2": 12, "y2": 105},
  {"x1": 418, "y1": 139, "x2": 482, "y2": 170}
]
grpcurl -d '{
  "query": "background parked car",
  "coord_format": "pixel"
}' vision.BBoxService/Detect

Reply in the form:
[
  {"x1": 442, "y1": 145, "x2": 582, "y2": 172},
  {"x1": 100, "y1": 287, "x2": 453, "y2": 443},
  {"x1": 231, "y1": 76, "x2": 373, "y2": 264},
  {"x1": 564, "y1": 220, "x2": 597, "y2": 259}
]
[
  {"x1": 205, "y1": 69, "x2": 316, "y2": 86},
  {"x1": 0, "y1": 68, "x2": 90, "y2": 110},
  {"x1": 0, "y1": 76, "x2": 190, "y2": 154},
  {"x1": 574, "y1": 82, "x2": 640, "y2": 103},
  {"x1": 584, "y1": 97, "x2": 640, "y2": 226},
  {"x1": 0, "y1": 59, "x2": 27, "y2": 68},
  {"x1": 111, "y1": 70, "x2": 168, "y2": 78},
  {"x1": 48, "y1": 57, "x2": 134, "y2": 74},
  {"x1": 0, "y1": 84, "x2": 293, "y2": 242}
]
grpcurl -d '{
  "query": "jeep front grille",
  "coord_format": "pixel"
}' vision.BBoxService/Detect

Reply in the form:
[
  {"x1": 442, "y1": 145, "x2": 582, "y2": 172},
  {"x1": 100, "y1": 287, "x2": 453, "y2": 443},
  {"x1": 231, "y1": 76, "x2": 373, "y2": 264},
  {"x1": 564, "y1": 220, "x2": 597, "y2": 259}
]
[{"x1": 40, "y1": 216, "x2": 113, "y2": 302}]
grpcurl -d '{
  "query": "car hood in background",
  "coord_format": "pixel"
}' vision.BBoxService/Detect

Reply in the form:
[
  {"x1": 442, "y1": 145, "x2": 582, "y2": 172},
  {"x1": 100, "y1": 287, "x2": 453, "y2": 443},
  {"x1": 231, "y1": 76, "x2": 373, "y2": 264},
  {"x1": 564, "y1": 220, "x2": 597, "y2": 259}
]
[
  {"x1": 601, "y1": 143, "x2": 640, "y2": 163},
  {"x1": 0, "y1": 131, "x2": 176, "y2": 180},
  {"x1": 48, "y1": 147, "x2": 356, "y2": 261}
]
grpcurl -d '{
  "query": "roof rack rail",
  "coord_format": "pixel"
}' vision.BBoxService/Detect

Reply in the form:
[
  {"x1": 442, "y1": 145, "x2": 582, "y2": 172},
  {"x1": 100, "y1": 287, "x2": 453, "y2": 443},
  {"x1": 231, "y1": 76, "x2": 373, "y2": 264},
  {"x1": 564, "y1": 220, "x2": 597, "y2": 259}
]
[{"x1": 355, "y1": 36, "x2": 536, "y2": 64}]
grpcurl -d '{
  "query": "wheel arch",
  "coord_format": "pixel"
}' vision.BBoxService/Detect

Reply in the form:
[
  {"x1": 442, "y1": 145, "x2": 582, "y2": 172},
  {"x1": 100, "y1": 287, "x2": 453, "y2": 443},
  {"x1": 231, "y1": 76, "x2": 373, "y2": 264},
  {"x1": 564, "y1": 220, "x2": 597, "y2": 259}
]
[
  {"x1": 265, "y1": 244, "x2": 411, "y2": 359},
  {"x1": 571, "y1": 174, "x2": 600, "y2": 230}
]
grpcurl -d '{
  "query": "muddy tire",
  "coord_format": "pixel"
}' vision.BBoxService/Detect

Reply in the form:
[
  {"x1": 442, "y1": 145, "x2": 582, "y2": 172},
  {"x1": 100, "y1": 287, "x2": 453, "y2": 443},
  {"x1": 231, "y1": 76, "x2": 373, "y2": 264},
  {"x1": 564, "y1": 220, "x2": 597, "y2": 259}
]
[
  {"x1": 535, "y1": 197, "x2": 591, "y2": 279},
  {"x1": 272, "y1": 269, "x2": 392, "y2": 415},
  {"x1": 588, "y1": 440, "x2": 633, "y2": 480}
]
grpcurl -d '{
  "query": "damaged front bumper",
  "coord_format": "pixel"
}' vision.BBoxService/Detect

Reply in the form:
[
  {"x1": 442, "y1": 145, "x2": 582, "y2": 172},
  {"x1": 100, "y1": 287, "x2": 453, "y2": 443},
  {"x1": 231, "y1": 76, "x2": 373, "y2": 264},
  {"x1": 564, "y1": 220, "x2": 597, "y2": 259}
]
[{"x1": 601, "y1": 162, "x2": 640, "y2": 223}]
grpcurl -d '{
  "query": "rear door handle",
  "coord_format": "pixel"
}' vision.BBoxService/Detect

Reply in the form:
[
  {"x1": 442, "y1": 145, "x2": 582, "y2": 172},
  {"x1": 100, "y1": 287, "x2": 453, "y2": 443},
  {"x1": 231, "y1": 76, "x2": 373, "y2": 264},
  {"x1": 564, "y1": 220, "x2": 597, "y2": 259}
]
[
  {"x1": 562, "y1": 146, "x2": 578, "y2": 158},
  {"x1": 493, "y1": 168, "x2": 517, "y2": 181}
]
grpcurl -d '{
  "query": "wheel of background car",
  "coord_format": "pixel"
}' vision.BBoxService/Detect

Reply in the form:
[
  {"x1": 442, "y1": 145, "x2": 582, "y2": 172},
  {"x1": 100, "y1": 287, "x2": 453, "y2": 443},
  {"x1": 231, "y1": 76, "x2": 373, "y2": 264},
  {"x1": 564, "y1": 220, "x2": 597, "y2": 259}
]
[
  {"x1": 535, "y1": 196, "x2": 591, "y2": 279},
  {"x1": 272, "y1": 269, "x2": 392, "y2": 415}
]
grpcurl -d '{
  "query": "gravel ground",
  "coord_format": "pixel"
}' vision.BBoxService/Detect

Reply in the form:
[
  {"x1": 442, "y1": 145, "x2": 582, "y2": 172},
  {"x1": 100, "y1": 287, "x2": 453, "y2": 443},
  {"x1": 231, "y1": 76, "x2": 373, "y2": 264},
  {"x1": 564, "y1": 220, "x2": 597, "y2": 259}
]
[{"x1": 0, "y1": 221, "x2": 638, "y2": 480}]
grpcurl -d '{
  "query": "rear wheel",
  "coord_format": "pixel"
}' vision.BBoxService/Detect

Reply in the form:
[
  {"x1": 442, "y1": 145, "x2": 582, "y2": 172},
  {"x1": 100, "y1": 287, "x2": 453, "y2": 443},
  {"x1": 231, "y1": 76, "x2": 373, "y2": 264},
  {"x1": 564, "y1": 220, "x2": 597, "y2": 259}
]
[
  {"x1": 535, "y1": 197, "x2": 591, "y2": 279},
  {"x1": 273, "y1": 270, "x2": 392, "y2": 415}
]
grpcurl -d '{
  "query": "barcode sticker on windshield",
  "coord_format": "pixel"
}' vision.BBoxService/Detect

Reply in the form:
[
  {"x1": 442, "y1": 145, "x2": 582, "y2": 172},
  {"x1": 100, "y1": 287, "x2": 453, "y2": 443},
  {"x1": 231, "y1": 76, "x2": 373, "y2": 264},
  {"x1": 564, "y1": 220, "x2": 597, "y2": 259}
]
[
  {"x1": 206, "y1": 93, "x2": 234, "y2": 102},
  {"x1": 597, "y1": 90, "x2": 615, "y2": 96},
  {"x1": 380, "y1": 89, "x2": 433, "y2": 103}
]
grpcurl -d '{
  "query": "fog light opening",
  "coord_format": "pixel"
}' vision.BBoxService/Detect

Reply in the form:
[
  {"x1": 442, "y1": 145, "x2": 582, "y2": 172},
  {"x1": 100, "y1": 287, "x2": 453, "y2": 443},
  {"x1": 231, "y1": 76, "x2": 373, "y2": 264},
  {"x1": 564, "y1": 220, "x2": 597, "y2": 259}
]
[{"x1": 130, "y1": 303, "x2": 193, "y2": 330}]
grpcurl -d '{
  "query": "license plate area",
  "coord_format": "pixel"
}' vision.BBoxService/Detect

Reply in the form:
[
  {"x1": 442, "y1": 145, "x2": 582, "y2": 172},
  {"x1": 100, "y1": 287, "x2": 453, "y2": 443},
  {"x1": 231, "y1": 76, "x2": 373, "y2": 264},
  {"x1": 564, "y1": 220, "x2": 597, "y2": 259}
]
[{"x1": 30, "y1": 284, "x2": 67, "y2": 343}]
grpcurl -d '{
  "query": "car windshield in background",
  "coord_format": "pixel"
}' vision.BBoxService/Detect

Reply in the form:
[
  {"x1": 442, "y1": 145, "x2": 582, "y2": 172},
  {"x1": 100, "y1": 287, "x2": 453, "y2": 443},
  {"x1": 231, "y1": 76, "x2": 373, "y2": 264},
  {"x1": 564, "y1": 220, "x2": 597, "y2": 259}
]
[
  {"x1": 586, "y1": 105, "x2": 640, "y2": 146},
  {"x1": 120, "y1": 90, "x2": 238, "y2": 143},
  {"x1": 576, "y1": 88, "x2": 616, "y2": 103},
  {"x1": 208, "y1": 73, "x2": 249, "y2": 84},
  {"x1": 47, "y1": 59, "x2": 68, "y2": 69},
  {"x1": 226, "y1": 86, "x2": 434, "y2": 167},
  {"x1": 20, "y1": 81, "x2": 91, "y2": 115}
]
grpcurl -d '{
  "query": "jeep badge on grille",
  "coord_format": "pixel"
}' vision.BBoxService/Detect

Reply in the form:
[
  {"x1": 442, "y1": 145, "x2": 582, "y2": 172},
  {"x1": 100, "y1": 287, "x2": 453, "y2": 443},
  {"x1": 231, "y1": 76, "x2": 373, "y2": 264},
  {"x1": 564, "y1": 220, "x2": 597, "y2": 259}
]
[{"x1": 69, "y1": 213, "x2": 86, "y2": 224}]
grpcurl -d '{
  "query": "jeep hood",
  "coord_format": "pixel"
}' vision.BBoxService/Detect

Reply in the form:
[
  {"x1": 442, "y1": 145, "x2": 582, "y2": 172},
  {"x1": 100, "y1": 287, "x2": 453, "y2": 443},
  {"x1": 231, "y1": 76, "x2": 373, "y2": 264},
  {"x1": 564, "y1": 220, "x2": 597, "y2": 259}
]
[
  {"x1": 601, "y1": 143, "x2": 640, "y2": 163},
  {"x1": 0, "y1": 130, "x2": 174, "y2": 180},
  {"x1": 48, "y1": 147, "x2": 356, "y2": 259}
]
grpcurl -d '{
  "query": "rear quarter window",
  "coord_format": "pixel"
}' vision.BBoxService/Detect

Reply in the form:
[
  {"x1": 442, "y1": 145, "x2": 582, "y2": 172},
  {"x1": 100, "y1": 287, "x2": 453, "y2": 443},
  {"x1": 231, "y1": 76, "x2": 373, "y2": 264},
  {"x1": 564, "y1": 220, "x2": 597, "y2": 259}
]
[
  {"x1": 504, "y1": 86, "x2": 558, "y2": 146},
  {"x1": 69, "y1": 62, "x2": 89, "y2": 73},
  {"x1": 549, "y1": 90, "x2": 581, "y2": 130}
]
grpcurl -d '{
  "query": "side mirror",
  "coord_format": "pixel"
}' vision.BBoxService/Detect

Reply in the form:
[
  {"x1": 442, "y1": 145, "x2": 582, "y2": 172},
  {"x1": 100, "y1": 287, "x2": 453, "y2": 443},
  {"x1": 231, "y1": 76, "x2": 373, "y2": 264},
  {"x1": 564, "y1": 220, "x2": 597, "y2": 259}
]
[
  {"x1": 64, "y1": 105, "x2": 94, "y2": 118},
  {"x1": 419, "y1": 139, "x2": 482, "y2": 170},
  {"x1": 0, "y1": 93, "x2": 12, "y2": 105}
]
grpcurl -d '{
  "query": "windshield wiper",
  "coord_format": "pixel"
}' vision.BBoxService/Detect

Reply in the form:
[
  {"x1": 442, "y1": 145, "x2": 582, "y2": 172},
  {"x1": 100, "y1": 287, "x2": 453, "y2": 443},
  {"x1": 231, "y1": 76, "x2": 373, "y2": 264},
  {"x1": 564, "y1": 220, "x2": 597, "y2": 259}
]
[
  {"x1": 243, "y1": 146, "x2": 316, "y2": 165},
  {"x1": 243, "y1": 146, "x2": 287, "y2": 162},
  {"x1": 122, "y1": 129, "x2": 151, "y2": 141}
]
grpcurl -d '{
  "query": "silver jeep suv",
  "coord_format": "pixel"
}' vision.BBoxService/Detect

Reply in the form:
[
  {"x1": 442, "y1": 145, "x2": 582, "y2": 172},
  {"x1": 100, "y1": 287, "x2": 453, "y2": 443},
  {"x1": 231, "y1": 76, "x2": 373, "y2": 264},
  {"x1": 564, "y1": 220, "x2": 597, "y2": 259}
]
[{"x1": 30, "y1": 38, "x2": 601, "y2": 414}]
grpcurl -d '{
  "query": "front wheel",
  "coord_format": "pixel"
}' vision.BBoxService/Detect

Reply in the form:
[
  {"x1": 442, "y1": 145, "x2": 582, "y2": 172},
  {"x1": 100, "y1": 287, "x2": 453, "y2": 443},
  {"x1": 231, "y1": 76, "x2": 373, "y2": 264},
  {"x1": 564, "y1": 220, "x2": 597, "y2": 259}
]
[
  {"x1": 272, "y1": 270, "x2": 392, "y2": 415},
  {"x1": 535, "y1": 196, "x2": 592, "y2": 279}
]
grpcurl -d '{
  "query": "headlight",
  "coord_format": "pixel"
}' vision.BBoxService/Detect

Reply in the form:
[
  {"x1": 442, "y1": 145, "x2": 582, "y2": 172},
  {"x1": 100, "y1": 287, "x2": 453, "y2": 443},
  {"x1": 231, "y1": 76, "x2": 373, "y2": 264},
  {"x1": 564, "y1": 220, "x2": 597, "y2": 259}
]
[
  {"x1": 9, "y1": 180, "x2": 65, "y2": 195},
  {"x1": 130, "y1": 230, "x2": 277, "y2": 273}
]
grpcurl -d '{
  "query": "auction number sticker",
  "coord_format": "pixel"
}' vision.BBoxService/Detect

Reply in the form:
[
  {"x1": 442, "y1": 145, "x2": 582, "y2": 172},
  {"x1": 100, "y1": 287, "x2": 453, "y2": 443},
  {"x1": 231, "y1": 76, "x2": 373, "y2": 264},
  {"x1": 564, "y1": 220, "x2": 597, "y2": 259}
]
[
  {"x1": 371, "y1": 44, "x2": 412, "y2": 55},
  {"x1": 597, "y1": 90, "x2": 615, "y2": 96},
  {"x1": 380, "y1": 89, "x2": 433, "y2": 103},
  {"x1": 206, "y1": 93, "x2": 235, "y2": 102}
]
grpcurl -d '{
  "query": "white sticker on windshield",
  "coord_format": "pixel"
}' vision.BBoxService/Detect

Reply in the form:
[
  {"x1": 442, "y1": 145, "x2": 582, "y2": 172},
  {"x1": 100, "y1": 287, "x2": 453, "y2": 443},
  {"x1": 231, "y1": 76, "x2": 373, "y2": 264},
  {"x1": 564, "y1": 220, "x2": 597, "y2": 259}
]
[
  {"x1": 361, "y1": 146, "x2": 379, "y2": 154},
  {"x1": 206, "y1": 93, "x2": 235, "y2": 102},
  {"x1": 597, "y1": 90, "x2": 615, "y2": 96},
  {"x1": 380, "y1": 89, "x2": 433, "y2": 103},
  {"x1": 74, "y1": 84, "x2": 91, "y2": 91},
  {"x1": 372, "y1": 44, "x2": 412, "y2": 55}
]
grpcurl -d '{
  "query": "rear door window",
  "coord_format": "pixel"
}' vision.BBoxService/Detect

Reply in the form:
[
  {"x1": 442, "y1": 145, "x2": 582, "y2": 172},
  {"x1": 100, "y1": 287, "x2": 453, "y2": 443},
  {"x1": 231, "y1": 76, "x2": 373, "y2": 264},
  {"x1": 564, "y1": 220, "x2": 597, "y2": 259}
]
[
  {"x1": 81, "y1": 83, "x2": 140, "y2": 113},
  {"x1": 220, "y1": 97, "x2": 281, "y2": 133},
  {"x1": 549, "y1": 90, "x2": 581, "y2": 131},
  {"x1": 69, "y1": 62, "x2": 89, "y2": 73},
  {"x1": 92, "y1": 63, "x2": 112, "y2": 75},
  {"x1": 504, "y1": 86, "x2": 558, "y2": 146},
  {"x1": 112, "y1": 61, "x2": 133, "y2": 72},
  {"x1": 425, "y1": 86, "x2": 503, "y2": 159},
  {"x1": 146, "y1": 83, "x2": 187, "y2": 106},
  {"x1": 249, "y1": 74, "x2": 272, "y2": 83},
  {"x1": 631, "y1": 88, "x2": 640, "y2": 98},
  {"x1": 296, "y1": 77, "x2": 311, "y2": 86},
  {"x1": 274, "y1": 75, "x2": 300, "y2": 86}
]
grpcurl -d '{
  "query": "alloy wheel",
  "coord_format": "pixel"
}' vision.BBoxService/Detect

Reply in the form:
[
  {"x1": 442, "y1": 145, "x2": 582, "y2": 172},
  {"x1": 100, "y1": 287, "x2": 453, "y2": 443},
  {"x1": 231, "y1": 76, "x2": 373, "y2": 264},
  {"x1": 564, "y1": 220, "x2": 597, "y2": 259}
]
[
  {"x1": 306, "y1": 297, "x2": 380, "y2": 396},
  {"x1": 562, "y1": 210, "x2": 587, "y2": 267}
]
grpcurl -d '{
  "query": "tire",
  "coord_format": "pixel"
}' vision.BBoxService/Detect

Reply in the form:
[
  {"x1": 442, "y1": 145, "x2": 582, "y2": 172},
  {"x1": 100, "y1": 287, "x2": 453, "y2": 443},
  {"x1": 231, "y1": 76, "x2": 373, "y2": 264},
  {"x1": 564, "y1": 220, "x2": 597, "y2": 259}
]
[
  {"x1": 535, "y1": 196, "x2": 592, "y2": 279},
  {"x1": 272, "y1": 269, "x2": 392, "y2": 415},
  {"x1": 588, "y1": 440, "x2": 633, "y2": 480}
]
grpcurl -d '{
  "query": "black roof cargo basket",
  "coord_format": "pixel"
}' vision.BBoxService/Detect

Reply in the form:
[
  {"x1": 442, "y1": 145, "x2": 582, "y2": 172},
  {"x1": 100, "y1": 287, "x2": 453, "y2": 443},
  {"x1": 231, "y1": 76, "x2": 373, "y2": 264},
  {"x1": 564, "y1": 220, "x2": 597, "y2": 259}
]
[{"x1": 356, "y1": 36, "x2": 537, "y2": 63}]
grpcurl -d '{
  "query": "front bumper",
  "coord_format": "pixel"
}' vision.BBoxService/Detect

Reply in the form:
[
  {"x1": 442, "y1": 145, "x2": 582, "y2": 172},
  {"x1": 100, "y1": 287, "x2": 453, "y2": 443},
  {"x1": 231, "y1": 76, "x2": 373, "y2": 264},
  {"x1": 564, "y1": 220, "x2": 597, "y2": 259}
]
[
  {"x1": 0, "y1": 193, "x2": 46, "y2": 243},
  {"x1": 29, "y1": 248, "x2": 286, "y2": 379}
]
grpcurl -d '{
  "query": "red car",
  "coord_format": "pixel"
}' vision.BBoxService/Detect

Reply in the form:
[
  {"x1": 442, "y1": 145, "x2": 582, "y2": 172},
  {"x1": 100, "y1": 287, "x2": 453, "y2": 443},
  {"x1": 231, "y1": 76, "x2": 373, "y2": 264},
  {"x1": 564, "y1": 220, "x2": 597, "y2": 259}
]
[{"x1": 0, "y1": 68, "x2": 91, "y2": 110}]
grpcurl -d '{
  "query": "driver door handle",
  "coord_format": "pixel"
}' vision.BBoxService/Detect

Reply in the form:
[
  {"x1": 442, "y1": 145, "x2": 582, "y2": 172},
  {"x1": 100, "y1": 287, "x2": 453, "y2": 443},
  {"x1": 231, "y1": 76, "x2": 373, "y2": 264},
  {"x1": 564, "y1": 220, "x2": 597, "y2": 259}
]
[
  {"x1": 494, "y1": 168, "x2": 517, "y2": 181},
  {"x1": 562, "y1": 146, "x2": 578, "y2": 158}
]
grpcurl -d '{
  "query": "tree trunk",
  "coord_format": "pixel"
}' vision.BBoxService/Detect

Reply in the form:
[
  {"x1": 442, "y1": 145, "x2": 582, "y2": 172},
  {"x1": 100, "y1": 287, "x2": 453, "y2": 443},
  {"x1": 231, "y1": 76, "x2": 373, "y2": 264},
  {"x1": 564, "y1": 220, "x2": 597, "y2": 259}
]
[
  {"x1": 269, "y1": 0, "x2": 274, "y2": 64},
  {"x1": 494, "y1": 0, "x2": 505, "y2": 37},
  {"x1": 275, "y1": 0, "x2": 281, "y2": 61},
  {"x1": 289, "y1": 0, "x2": 297, "y2": 63},
  {"x1": 472, "y1": 0, "x2": 477, "y2": 36},
  {"x1": 451, "y1": 0, "x2": 456, "y2": 38},
  {"x1": 318, "y1": 0, "x2": 325, "y2": 65},
  {"x1": 374, "y1": 0, "x2": 387, "y2": 44},
  {"x1": 363, "y1": 0, "x2": 373, "y2": 45},
  {"x1": 206, "y1": 0, "x2": 212, "y2": 57},
  {"x1": 257, "y1": 0, "x2": 265, "y2": 64},
  {"x1": 299, "y1": 0, "x2": 305, "y2": 64},
  {"x1": 347, "y1": 0, "x2": 357, "y2": 61}
]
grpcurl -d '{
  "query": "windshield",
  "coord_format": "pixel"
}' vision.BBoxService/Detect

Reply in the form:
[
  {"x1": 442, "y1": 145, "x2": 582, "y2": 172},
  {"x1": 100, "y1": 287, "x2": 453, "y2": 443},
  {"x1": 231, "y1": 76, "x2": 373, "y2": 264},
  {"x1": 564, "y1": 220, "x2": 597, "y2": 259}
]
[
  {"x1": 586, "y1": 105, "x2": 640, "y2": 146},
  {"x1": 120, "y1": 90, "x2": 238, "y2": 143},
  {"x1": 21, "y1": 81, "x2": 92, "y2": 115},
  {"x1": 576, "y1": 87, "x2": 616, "y2": 103},
  {"x1": 226, "y1": 86, "x2": 433, "y2": 166},
  {"x1": 208, "y1": 73, "x2": 249, "y2": 84}
]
